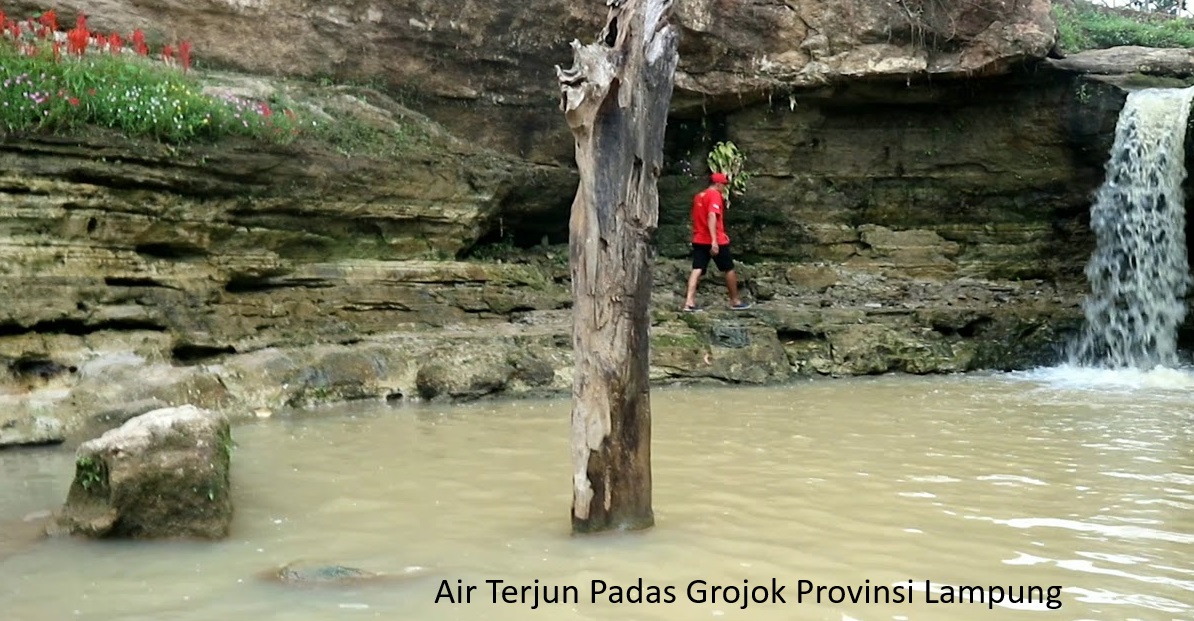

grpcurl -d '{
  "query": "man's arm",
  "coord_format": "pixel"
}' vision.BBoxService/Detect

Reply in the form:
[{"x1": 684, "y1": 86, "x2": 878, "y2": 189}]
[{"x1": 708, "y1": 211, "x2": 719, "y2": 254}]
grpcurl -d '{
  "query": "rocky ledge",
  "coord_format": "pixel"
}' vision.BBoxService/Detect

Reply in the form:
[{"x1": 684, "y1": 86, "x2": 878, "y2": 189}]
[
  {"x1": 1, "y1": 251, "x2": 1086, "y2": 448},
  {"x1": 1047, "y1": 46, "x2": 1194, "y2": 80}
]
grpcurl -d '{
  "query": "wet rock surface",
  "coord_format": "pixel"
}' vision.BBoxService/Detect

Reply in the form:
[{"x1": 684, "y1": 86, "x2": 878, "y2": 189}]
[
  {"x1": 0, "y1": 415, "x2": 66, "y2": 449},
  {"x1": 53, "y1": 405, "x2": 233, "y2": 540},
  {"x1": 1, "y1": 251, "x2": 1088, "y2": 444}
]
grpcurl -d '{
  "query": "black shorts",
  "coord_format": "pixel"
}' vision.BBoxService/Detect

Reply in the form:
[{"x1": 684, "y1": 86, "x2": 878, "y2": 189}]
[{"x1": 691, "y1": 243, "x2": 734, "y2": 273}]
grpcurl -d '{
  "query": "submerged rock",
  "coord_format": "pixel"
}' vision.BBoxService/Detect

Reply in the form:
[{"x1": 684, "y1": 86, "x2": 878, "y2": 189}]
[
  {"x1": 262, "y1": 561, "x2": 424, "y2": 587},
  {"x1": 0, "y1": 511, "x2": 52, "y2": 561},
  {"x1": 0, "y1": 415, "x2": 66, "y2": 449},
  {"x1": 54, "y1": 405, "x2": 233, "y2": 540},
  {"x1": 273, "y1": 562, "x2": 378, "y2": 585}
]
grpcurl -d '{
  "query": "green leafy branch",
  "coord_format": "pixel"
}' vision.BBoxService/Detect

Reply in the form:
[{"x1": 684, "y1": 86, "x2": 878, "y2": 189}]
[{"x1": 707, "y1": 140, "x2": 752, "y2": 198}]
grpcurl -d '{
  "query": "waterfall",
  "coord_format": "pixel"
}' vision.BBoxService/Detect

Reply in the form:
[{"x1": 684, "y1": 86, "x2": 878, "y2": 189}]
[{"x1": 1069, "y1": 87, "x2": 1194, "y2": 370}]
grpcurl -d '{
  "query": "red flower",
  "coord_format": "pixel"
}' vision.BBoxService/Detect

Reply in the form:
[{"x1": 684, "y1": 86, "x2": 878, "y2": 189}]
[
  {"x1": 52, "y1": 41, "x2": 61, "y2": 60},
  {"x1": 66, "y1": 15, "x2": 90, "y2": 55},
  {"x1": 109, "y1": 32, "x2": 124, "y2": 53},
  {"x1": 37, "y1": 10, "x2": 57, "y2": 32},
  {"x1": 162, "y1": 44, "x2": 174, "y2": 63},
  {"x1": 131, "y1": 29, "x2": 148, "y2": 56},
  {"x1": 69, "y1": 97, "x2": 79, "y2": 106},
  {"x1": 180, "y1": 40, "x2": 192, "y2": 72}
]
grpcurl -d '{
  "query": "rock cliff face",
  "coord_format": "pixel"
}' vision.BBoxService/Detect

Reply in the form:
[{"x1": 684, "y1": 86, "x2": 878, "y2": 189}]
[
  {"x1": 3, "y1": 0, "x2": 1182, "y2": 444},
  {"x1": 5, "y1": 0, "x2": 1057, "y2": 161}
]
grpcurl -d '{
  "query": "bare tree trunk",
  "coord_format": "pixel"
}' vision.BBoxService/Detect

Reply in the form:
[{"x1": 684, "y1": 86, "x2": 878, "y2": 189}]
[{"x1": 556, "y1": 0, "x2": 679, "y2": 535}]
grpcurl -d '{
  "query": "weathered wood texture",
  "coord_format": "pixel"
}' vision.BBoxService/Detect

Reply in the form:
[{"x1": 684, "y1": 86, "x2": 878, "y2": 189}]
[{"x1": 556, "y1": 0, "x2": 679, "y2": 534}]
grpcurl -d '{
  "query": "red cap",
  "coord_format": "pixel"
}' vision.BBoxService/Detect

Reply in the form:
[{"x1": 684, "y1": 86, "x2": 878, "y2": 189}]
[{"x1": 710, "y1": 172, "x2": 729, "y2": 185}]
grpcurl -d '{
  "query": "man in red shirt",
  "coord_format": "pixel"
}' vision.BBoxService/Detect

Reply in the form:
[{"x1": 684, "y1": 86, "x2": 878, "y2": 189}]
[{"x1": 683, "y1": 172, "x2": 750, "y2": 311}]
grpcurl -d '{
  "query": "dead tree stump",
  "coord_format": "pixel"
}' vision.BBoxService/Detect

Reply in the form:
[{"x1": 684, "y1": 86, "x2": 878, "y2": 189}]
[{"x1": 556, "y1": 0, "x2": 679, "y2": 534}]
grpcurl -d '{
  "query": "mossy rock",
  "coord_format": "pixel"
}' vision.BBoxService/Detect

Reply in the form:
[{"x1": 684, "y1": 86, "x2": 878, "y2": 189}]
[{"x1": 54, "y1": 405, "x2": 233, "y2": 540}]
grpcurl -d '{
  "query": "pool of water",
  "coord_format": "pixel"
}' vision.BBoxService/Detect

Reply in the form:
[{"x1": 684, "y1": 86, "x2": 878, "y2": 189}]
[{"x1": 2, "y1": 368, "x2": 1193, "y2": 620}]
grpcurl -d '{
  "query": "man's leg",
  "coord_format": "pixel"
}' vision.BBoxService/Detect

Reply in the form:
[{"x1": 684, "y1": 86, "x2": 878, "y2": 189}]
[
  {"x1": 684, "y1": 244, "x2": 711, "y2": 309},
  {"x1": 724, "y1": 270, "x2": 742, "y2": 307},
  {"x1": 714, "y1": 245, "x2": 746, "y2": 308},
  {"x1": 683, "y1": 269, "x2": 703, "y2": 309}
]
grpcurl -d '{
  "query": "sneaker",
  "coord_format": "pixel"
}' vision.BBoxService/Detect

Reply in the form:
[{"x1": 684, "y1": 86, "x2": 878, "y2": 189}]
[{"x1": 730, "y1": 302, "x2": 752, "y2": 310}]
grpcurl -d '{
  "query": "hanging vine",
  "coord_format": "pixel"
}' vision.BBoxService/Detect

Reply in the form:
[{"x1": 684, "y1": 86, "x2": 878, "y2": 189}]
[{"x1": 895, "y1": 0, "x2": 960, "y2": 51}]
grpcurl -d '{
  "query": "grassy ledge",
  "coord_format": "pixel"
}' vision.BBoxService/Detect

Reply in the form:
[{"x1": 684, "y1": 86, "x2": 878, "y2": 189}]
[
  {"x1": 0, "y1": 10, "x2": 308, "y2": 143},
  {"x1": 0, "y1": 9, "x2": 426, "y2": 156},
  {"x1": 1053, "y1": 1, "x2": 1194, "y2": 53}
]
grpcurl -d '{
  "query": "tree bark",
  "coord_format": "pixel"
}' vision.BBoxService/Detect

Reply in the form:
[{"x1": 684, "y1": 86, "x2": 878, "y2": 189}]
[{"x1": 556, "y1": 0, "x2": 679, "y2": 535}]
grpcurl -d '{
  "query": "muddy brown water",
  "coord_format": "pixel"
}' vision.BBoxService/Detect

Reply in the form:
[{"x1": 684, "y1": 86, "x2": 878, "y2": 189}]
[{"x1": 2, "y1": 367, "x2": 1193, "y2": 620}]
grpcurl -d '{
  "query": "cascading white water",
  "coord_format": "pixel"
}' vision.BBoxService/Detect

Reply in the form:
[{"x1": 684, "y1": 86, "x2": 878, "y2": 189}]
[{"x1": 1069, "y1": 87, "x2": 1194, "y2": 370}]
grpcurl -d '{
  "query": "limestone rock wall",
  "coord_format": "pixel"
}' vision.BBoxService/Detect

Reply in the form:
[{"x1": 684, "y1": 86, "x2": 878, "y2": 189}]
[
  {"x1": 4, "y1": 0, "x2": 1057, "y2": 161},
  {"x1": 656, "y1": 71, "x2": 1113, "y2": 283},
  {"x1": 6, "y1": 2, "x2": 1179, "y2": 445}
]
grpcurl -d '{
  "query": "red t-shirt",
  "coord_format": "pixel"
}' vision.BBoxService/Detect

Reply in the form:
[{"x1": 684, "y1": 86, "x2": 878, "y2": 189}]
[{"x1": 691, "y1": 187, "x2": 730, "y2": 245}]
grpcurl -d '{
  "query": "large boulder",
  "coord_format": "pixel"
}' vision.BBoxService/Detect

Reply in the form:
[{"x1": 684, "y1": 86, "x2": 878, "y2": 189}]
[{"x1": 54, "y1": 405, "x2": 233, "y2": 540}]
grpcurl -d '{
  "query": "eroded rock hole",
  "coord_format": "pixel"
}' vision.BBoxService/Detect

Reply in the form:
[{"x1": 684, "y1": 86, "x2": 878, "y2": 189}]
[
  {"x1": 777, "y1": 329, "x2": 819, "y2": 342},
  {"x1": 8, "y1": 356, "x2": 73, "y2": 381},
  {"x1": 171, "y1": 343, "x2": 236, "y2": 364},
  {"x1": 134, "y1": 242, "x2": 206, "y2": 260}
]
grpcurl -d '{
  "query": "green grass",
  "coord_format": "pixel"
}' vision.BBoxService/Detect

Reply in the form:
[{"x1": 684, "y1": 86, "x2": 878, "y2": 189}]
[
  {"x1": 1, "y1": 13, "x2": 434, "y2": 158},
  {"x1": 0, "y1": 43, "x2": 306, "y2": 144},
  {"x1": 1054, "y1": 2, "x2": 1194, "y2": 53}
]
